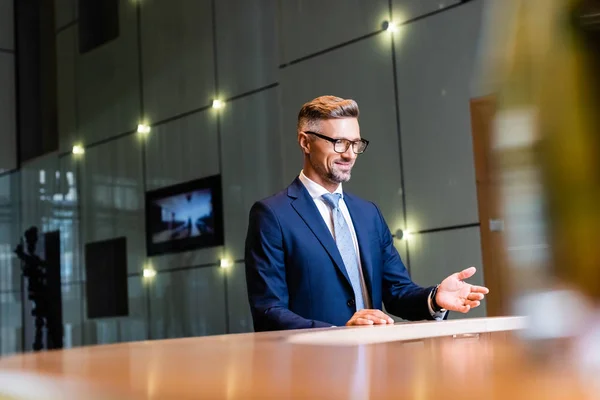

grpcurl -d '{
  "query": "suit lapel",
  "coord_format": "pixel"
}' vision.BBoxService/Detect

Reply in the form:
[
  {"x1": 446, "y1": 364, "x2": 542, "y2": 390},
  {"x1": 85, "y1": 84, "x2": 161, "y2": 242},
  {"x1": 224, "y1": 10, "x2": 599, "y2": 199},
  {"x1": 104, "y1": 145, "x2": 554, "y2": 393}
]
[
  {"x1": 343, "y1": 193, "x2": 374, "y2": 298},
  {"x1": 288, "y1": 178, "x2": 352, "y2": 287}
]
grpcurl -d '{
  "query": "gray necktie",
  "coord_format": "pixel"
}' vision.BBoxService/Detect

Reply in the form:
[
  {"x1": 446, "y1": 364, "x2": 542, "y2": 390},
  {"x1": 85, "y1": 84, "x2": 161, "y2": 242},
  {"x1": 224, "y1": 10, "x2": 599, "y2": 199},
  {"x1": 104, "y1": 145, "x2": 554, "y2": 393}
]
[{"x1": 321, "y1": 193, "x2": 365, "y2": 311}]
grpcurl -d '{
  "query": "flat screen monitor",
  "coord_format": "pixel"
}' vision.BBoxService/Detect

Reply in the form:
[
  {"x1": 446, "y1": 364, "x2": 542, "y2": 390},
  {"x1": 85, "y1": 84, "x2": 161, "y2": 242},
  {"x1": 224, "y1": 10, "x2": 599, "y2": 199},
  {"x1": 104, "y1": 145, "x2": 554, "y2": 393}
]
[{"x1": 145, "y1": 175, "x2": 224, "y2": 256}]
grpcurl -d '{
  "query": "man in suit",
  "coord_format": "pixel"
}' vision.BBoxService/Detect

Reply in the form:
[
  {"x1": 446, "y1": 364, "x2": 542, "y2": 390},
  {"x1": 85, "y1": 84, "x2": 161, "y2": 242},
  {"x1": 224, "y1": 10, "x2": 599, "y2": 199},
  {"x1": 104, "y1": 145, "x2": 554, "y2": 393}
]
[{"x1": 245, "y1": 95, "x2": 489, "y2": 331}]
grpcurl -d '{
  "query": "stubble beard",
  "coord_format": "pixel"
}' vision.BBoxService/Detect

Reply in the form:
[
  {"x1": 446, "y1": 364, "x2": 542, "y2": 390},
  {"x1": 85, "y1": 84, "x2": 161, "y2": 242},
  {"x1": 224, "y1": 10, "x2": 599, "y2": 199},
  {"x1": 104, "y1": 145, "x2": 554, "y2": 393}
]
[{"x1": 310, "y1": 155, "x2": 353, "y2": 184}]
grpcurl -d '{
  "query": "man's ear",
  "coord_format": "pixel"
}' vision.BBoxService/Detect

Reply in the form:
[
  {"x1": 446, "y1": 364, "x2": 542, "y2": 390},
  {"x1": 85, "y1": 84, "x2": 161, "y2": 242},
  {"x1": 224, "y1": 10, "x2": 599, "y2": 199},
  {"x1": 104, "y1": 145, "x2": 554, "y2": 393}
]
[{"x1": 298, "y1": 132, "x2": 311, "y2": 154}]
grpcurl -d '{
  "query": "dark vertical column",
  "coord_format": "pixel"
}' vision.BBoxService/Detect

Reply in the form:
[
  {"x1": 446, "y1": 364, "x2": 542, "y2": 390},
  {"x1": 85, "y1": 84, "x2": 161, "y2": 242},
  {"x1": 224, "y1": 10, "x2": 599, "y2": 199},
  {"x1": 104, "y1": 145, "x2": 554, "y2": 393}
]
[
  {"x1": 44, "y1": 230, "x2": 63, "y2": 350},
  {"x1": 14, "y1": 0, "x2": 58, "y2": 164}
]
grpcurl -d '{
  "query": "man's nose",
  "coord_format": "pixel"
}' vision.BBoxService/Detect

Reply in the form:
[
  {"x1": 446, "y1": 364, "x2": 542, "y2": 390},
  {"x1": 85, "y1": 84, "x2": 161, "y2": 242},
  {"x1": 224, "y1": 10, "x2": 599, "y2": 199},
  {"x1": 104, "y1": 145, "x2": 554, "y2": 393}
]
[{"x1": 341, "y1": 147, "x2": 356, "y2": 159}]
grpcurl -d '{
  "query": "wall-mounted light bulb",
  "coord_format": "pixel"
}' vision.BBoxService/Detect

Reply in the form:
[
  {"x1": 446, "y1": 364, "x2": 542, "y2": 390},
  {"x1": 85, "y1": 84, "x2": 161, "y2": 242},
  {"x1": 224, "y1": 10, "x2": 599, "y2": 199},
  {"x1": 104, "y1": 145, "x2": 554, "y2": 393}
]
[
  {"x1": 143, "y1": 267, "x2": 157, "y2": 278},
  {"x1": 72, "y1": 145, "x2": 85, "y2": 155},
  {"x1": 384, "y1": 21, "x2": 399, "y2": 33},
  {"x1": 220, "y1": 259, "x2": 233, "y2": 268},
  {"x1": 212, "y1": 99, "x2": 224, "y2": 109},
  {"x1": 137, "y1": 123, "x2": 151, "y2": 135},
  {"x1": 395, "y1": 229, "x2": 413, "y2": 241}
]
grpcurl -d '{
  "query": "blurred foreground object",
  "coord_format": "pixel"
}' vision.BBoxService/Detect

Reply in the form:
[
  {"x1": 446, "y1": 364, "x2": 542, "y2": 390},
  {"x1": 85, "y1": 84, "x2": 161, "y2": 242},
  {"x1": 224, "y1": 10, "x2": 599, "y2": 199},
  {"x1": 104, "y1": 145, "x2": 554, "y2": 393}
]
[{"x1": 479, "y1": 0, "x2": 600, "y2": 373}]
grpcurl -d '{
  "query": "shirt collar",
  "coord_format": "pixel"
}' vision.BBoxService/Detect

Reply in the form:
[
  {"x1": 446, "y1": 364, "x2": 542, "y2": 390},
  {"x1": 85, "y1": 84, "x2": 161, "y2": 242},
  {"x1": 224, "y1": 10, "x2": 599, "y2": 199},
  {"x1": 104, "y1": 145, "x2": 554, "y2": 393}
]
[{"x1": 299, "y1": 170, "x2": 344, "y2": 200}]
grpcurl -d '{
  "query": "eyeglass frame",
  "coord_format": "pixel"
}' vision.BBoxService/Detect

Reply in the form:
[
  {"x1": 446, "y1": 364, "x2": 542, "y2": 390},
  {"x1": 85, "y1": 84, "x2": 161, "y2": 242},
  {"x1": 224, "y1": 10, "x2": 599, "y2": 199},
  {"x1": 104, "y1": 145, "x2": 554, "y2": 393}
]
[{"x1": 303, "y1": 131, "x2": 370, "y2": 154}]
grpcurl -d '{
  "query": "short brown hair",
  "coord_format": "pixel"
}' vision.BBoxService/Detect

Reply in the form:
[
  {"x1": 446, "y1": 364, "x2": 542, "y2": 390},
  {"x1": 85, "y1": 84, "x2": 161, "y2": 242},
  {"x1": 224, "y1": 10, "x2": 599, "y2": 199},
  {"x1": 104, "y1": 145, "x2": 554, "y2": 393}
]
[{"x1": 297, "y1": 95, "x2": 359, "y2": 131}]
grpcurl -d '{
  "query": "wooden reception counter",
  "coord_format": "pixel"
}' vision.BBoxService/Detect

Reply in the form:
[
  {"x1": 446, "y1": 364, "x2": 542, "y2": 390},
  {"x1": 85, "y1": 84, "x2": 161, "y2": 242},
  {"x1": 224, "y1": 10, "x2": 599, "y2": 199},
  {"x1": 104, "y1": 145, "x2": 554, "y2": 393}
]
[{"x1": 0, "y1": 316, "x2": 595, "y2": 399}]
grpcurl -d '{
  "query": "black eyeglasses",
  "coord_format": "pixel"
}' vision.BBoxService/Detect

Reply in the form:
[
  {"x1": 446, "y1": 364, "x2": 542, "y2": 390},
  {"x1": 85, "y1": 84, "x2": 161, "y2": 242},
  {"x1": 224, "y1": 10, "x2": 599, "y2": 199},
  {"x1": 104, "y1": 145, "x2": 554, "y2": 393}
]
[{"x1": 304, "y1": 131, "x2": 369, "y2": 154}]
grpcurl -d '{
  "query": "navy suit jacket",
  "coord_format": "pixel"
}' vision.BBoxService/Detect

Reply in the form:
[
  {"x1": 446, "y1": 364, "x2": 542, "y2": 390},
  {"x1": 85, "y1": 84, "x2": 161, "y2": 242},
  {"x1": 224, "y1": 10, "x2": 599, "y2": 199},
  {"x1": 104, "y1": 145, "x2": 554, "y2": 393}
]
[{"x1": 244, "y1": 177, "x2": 436, "y2": 332}]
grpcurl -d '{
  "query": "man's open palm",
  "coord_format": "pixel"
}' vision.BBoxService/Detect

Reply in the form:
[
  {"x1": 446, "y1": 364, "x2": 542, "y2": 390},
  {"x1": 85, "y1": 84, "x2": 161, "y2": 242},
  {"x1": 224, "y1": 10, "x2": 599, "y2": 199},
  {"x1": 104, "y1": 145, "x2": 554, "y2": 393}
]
[{"x1": 435, "y1": 267, "x2": 489, "y2": 313}]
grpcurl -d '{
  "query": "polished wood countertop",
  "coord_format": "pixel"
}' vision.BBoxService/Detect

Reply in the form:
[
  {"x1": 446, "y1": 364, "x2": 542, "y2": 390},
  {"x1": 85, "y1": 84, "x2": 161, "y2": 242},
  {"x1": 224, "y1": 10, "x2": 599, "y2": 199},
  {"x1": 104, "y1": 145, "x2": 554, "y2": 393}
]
[{"x1": 0, "y1": 316, "x2": 595, "y2": 399}]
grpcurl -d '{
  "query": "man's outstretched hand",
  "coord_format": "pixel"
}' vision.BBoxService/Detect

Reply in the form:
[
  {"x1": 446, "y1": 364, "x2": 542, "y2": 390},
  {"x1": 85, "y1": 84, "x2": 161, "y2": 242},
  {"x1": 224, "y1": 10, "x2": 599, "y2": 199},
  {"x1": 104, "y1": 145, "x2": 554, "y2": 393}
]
[{"x1": 435, "y1": 267, "x2": 489, "y2": 313}]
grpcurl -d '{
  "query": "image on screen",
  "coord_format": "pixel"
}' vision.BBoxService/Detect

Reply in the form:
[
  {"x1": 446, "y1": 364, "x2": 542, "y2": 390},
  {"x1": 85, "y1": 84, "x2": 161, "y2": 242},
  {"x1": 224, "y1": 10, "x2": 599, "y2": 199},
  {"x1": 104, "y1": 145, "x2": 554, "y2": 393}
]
[
  {"x1": 145, "y1": 175, "x2": 224, "y2": 256},
  {"x1": 150, "y1": 188, "x2": 214, "y2": 244}
]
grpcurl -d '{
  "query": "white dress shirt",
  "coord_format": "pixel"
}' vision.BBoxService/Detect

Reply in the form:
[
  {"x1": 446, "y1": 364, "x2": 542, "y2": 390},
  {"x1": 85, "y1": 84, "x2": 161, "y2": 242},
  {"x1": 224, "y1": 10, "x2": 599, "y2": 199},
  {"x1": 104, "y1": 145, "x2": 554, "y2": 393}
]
[
  {"x1": 298, "y1": 171, "x2": 361, "y2": 267},
  {"x1": 298, "y1": 170, "x2": 446, "y2": 320},
  {"x1": 298, "y1": 170, "x2": 372, "y2": 309}
]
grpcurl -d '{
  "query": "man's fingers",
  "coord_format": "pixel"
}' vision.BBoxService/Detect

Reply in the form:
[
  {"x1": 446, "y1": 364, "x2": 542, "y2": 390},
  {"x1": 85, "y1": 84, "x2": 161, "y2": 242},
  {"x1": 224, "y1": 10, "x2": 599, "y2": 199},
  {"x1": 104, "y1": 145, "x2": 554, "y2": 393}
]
[
  {"x1": 470, "y1": 285, "x2": 489, "y2": 294},
  {"x1": 467, "y1": 293, "x2": 485, "y2": 301},
  {"x1": 464, "y1": 300, "x2": 480, "y2": 308},
  {"x1": 358, "y1": 313, "x2": 389, "y2": 325},
  {"x1": 358, "y1": 309, "x2": 394, "y2": 324},
  {"x1": 348, "y1": 317, "x2": 390, "y2": 326},
  {"x1": 456, "y1": 266, "x2": 476, "y2": 281},
  {"x1": 456, "y1": 304, "x2": 471, "y2": 313},
  {"x1": 353, "y1": 318, "x2": 375, "y2": 325},
  {"x1": 364, "y1": 315, "x2": 388, "y2": 324},
  {"x1": 346, "y1": 317, "x2": 374, "y2": 326},
  {"x1": 346, "y1": 309, "x2": 396, "y2": 326}
]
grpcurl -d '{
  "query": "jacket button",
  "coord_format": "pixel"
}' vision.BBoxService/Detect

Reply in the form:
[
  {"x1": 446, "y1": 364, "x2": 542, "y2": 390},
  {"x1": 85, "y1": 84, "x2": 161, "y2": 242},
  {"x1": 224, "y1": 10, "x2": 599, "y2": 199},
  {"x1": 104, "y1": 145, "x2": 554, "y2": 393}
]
[{"x1": 347, "y1": 299, "x2": 355, "y2": 307}]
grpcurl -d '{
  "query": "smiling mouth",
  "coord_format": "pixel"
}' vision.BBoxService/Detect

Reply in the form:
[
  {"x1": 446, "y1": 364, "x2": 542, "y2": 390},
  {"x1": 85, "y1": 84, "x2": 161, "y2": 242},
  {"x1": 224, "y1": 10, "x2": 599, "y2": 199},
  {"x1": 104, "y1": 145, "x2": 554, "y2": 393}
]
[{"x1": 335, "y1": 162, "x2": 352, "y2": 168}]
